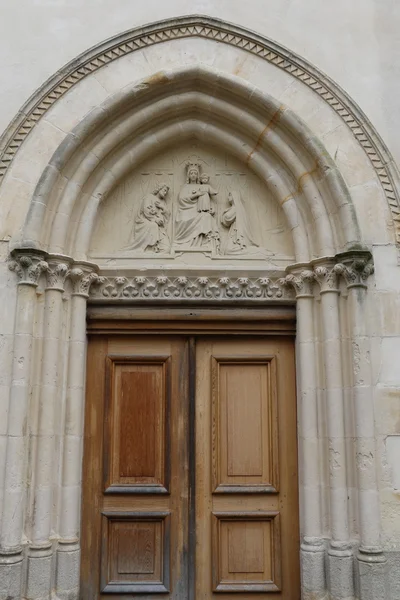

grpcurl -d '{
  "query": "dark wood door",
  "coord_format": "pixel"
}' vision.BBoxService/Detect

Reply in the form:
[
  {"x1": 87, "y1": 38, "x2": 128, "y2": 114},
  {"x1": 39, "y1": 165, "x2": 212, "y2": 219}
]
[{"x1": 80, "y1": 332, "x2": 299, "y2": 599}]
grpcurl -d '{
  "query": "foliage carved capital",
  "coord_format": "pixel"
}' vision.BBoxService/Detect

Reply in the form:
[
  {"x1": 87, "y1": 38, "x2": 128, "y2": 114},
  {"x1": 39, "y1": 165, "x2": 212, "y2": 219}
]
[{"x1": 8, "y1": 251, "x2": 48, "y2": 287}]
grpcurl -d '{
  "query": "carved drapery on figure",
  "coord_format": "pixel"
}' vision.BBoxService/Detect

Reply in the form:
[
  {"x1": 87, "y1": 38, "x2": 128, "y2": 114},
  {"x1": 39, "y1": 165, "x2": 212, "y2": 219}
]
[
  {"x1": 173, "y1": 159, "x2": 220, "y2": 251},
  {"x1": 221, "y1": 191, "x2": 262, "y2": 255},
  {"x1": 126, "y1": 183, "x2": 171, "y2": 253}
]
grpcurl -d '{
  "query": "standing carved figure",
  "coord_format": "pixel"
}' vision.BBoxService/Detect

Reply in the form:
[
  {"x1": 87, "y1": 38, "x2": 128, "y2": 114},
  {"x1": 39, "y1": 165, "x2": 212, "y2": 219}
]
[
  {"x1": 221, "y1": 191, "x2": 259, "y2": 254},
  {"x1": 197, "y1": 173, "x2": 217, "y2": 212},
  {"x1": 174, "y1": 162, "x2": 219, "y2": 249},
  {"x1": 126, "y1": 183, "x2": 170, "y2": 253}
]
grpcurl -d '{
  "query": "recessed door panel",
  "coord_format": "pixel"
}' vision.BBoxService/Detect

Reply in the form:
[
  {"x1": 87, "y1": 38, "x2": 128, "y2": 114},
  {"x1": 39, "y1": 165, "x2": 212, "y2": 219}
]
[
  {"x1": 104, "y1": 356, "x2": 170, "y2": 493},
  {"x1": 212, "y1": 356, "x2": 279, "y2": 493}
]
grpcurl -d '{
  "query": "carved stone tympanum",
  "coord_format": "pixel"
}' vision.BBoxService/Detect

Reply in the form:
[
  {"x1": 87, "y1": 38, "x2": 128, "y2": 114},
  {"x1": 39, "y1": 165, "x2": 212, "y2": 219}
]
[{"x1": 89, "y1": 143, "x2": 294, "y2": 267}]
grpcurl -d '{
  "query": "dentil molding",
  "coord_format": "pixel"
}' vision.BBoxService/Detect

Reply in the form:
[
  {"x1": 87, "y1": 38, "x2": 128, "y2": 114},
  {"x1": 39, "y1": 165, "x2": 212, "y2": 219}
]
[{"x1": 0, "y1": 16, "x2": 399, "y2": 243}]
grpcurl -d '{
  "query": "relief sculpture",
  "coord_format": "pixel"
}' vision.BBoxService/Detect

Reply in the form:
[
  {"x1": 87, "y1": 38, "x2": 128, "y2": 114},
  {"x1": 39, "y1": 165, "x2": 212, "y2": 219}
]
[
  {"x1": 89, "y1": 145, "x2": 294, "y2": 265},
  {"x1": 221, "y1": 191, "x2": 260, "y2": 255},
  {"x1": 174, "y1": 160, "x2": 220, "y2": 251},
  {"x1": 125, "y1": 183, "x2": 170, "y2": 253}
]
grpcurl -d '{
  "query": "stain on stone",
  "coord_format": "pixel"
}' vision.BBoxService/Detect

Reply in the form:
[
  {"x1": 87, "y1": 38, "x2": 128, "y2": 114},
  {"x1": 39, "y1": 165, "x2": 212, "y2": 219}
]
[
  {"x1": 246, "y1": 105, "x2": 285, "y2": 165},
  {"x1": 144, "y1": 70, "x2": 170, "y2": 87}
]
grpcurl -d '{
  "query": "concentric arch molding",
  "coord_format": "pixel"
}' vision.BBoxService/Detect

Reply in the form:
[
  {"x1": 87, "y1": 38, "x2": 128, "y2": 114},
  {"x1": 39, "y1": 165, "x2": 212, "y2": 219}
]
[{"x1": 1, "y1": 15, "x2": 400, "y2": 242}]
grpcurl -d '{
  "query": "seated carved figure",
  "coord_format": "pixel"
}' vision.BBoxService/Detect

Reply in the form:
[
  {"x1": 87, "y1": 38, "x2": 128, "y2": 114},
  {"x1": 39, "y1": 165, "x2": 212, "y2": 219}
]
[
  {"x1": 126, "y1": 183, "x2": 170, "y2": 253},
  {"x1": 174, "y1": 164, "x2": 219, "y2": 249}
]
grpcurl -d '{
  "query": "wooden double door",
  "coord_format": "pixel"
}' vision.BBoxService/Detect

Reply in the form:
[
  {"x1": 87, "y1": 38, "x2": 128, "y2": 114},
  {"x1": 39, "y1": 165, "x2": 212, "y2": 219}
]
[{"x1": 81, "y1": 328, "x2": 299, "y2": 599}]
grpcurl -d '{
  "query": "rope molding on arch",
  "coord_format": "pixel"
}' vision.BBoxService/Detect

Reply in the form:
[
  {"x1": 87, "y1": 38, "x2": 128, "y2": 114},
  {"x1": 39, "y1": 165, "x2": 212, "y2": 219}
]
[{"x1": 1, "y1": 15, "x2": 400, "y2": 242}]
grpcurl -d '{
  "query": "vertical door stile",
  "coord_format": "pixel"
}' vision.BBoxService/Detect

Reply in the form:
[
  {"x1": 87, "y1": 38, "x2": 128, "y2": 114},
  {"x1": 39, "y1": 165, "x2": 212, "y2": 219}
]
[{"x1": 188, "y1": 336, "x2": 196, "y2": 600}]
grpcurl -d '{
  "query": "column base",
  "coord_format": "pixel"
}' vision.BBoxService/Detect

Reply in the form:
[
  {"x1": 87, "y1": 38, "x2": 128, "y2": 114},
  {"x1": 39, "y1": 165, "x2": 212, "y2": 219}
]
[
  {"x1": 26, "y1": 545, "x2": 53, "y2": 600},
  {"x1": 56, "y1": 541, "x2": 80, "y2": 600},
  {"x1": 357, "y1": 547, "x2": 389, "y2": 600},
  {"x1": 328, "y1": 542, "x2": 354, "y2": 600},
  {"x1": 0, "y1": 551, "x2": 23, "y2": 600},
  {"x1": 300, "y1": 538, "x2": 328, "y2": 599}
]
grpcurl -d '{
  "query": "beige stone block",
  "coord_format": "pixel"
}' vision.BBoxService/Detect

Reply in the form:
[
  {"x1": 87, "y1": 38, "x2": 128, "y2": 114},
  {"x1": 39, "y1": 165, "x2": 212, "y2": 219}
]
[
  {"x1": 376, "y1": 292, "x2": 400, "y2": 336},
  {"x1": 379, "y1": 337, "x2": 400, "y2": 386},
  {"x1": 372, "y1": 245, "x2": 400, "y2": 292},
  {"x1": 380, "y1": 490, "x2": 400, "y2": 544},
  {"x1": 279, "y1": 79, "x2": 341, "y2": 137},
  {"x1": 322, "y1": 124, "x2": 376, "y2": 188},
  {"x1": 44, "y1": 76, "x2": 109, "y2": 133},
  {"x1": 92, "y1": 49, "x2": 154, "y2": 94},
  {"x1": 3, "y1": 119, "x2": 66, "y2": 211},
  {"x1": 351, "y1": 181, "x2": 393, "y2": 245},
  {"x1": 0, "y1": 386, "x2": 10, "y2": 436},
  {"x1": 375, "y1": 387, "x2": 400, "y2": 436},
  {"x1": 0, "y1": 177, "x2": 35, "y2": 241},
  {"x1": 153, "y1": 37, "x2": 214, "y2": 69}
]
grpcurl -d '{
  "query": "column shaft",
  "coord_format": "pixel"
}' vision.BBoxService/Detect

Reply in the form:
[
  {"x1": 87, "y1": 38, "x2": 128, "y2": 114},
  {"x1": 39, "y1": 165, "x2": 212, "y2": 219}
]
[
  {"x1": 27, "y1": 259, "x2": 69, "y2": 600},
  {"x1": 56, "y1": 267, "x2": 97, "y2": 600},
  {"x1": 314, "y1": 262, "x2": 354, "y2": 600},
  {"x1": 294, "y1": 274, "x2": 327, "y2": 600}
]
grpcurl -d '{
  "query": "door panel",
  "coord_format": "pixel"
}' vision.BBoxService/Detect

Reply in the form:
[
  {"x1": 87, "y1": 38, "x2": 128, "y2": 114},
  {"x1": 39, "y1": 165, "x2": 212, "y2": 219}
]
[
  {"x1": 211, "y1": 356, "x2": 279, "y2": 493},
  {"x1": 104, "y1": 356, "x2": 170, "y2": 493},
  {"x1": 81, "y1": 336, "x2": 189, "y2": 599},
  {"x1": 81, "y1": 332, "x2": 299, "y2": 599},
  {"x1": 195, "y1": 337, "x2": 299, "y2": 599}
]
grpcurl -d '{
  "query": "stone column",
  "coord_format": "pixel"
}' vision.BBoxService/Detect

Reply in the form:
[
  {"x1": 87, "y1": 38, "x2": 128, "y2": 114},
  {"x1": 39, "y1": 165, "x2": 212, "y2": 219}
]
[
  {"x1": 335, "y1": 252, "x2": 389, "y2": 600},
  {"x1": 313, "y1": 259, "x2": 354, "y2": 600},
  {"x1": 284, "y1": 267, "x2": 326, "y2": 600},
  {"x1": 26, "y1": 256, "x2": 71, "y2": 600},
  {"x1": 0, "y1": 252, "x2": 48, "y2": 600},
  {"x1": 56, "y1": 265, "x2": 98, "y2": 600}
]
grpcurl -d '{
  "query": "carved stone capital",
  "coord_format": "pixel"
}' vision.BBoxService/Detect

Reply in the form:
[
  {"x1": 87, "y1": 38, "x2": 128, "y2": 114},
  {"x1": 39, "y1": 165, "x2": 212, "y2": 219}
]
[
  {"x1": 44, "y1": 256, "x2": 71, "y2": 291},
  {"x1": 313, "y1": 261, "x2": 339, "y2": 294},
  {"x1": 334, "y1": 251, "x2": 374, "y2": 289},
  {"x1": 283, "y1": 270, "x2": 315, "y2": 297},
  {"x1": 8, "y1": 250, "x2": 48, "y2": 287},
  {"x1": 69, "y1": 264, "x2": 99, "y2": 298}
]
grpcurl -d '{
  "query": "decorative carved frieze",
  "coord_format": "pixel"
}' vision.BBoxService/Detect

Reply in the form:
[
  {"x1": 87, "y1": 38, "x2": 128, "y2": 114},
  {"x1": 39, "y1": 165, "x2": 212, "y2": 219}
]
[
  {"x1": 0, "y1": 17, "x2": 398, "y2": 245},
  {"x1": 7, "y1": 251, "x2": 374, "y2": 301},
  {"x1": 89, "y1": 274, "x2": 295, "y2": 302},
  {"x1": 8, "y1": 252, "x2": 48, "y2": 286}
]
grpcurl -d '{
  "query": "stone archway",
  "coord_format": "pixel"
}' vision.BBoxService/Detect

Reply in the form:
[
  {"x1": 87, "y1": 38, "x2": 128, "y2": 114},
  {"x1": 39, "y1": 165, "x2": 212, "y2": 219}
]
[{"x1": 0, "y1": 20, "x2": 395, "y2": 600}]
